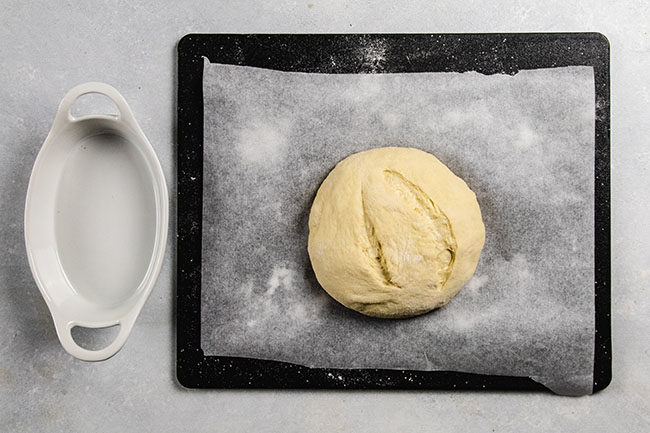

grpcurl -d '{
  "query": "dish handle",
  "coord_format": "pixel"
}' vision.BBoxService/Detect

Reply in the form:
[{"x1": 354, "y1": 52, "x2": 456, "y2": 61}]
[
  {"x1": 53, "y1": 309, "x2": 139, "y2": 362},
  {"x1": 53, "y1": 81, "x2": 139, "y2": 129}
]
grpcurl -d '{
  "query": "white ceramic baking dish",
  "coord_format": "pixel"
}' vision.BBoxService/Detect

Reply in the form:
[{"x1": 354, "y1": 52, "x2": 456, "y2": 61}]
[{"x1": 24, "y1": 82, "x2": 168, "y2": 361}]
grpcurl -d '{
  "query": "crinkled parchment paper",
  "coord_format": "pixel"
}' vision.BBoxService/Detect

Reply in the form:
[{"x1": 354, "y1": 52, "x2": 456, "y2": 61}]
[{"x1": 201, "y1": 61, "x2": 595, "y2": 395}]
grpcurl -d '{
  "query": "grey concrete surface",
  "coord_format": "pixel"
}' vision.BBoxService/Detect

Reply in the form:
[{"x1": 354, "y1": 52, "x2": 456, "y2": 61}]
[{"x1": 1, "y1": 1, "x2": 648, "y2": 432}]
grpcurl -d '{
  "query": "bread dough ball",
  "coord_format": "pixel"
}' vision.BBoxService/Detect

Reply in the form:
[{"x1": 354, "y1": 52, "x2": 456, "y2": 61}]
[{"x1": 308, "y1": 147, "x2": 485, "y2": 318}]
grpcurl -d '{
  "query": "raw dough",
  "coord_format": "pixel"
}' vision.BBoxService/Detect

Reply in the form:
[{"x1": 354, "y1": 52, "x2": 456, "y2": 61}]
[{"x1": 308, "y1": 147, "x2": 485, "y2": 318}]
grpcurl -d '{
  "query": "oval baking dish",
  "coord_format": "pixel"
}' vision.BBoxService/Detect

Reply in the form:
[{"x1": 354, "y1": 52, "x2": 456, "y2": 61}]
[{"x1": 24, "y1": 82, "x2": 168, "y2": 361}]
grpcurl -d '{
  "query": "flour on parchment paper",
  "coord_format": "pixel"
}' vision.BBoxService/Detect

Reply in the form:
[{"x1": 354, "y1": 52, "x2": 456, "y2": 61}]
[{"x1": 201, "y1": 62, "x2": 595, "y2": 395}]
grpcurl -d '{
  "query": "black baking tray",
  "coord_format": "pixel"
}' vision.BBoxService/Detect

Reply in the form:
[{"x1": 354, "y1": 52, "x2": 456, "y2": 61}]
[{"x1": 176, "y1": 33, "x2": 611, "y2": 392}]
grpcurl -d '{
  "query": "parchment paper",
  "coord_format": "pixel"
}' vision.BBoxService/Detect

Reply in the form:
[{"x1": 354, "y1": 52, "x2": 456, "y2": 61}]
[{"x1": 201, "y1": 61, "x2": 595, "y2": 395}]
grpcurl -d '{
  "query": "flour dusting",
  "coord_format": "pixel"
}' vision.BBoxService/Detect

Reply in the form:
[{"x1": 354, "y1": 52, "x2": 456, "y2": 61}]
[
  {"x1": 236, "y1": 119, "x2": 290, "y2": 165},
  {"x1": 267, "y1": 265, "x2": 295, "y2": 295}
]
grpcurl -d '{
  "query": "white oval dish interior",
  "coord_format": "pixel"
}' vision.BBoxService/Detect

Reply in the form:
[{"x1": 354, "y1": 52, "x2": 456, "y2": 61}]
[{"x1": 25, "y1": 82, "x2": 168, "y2": 361}]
